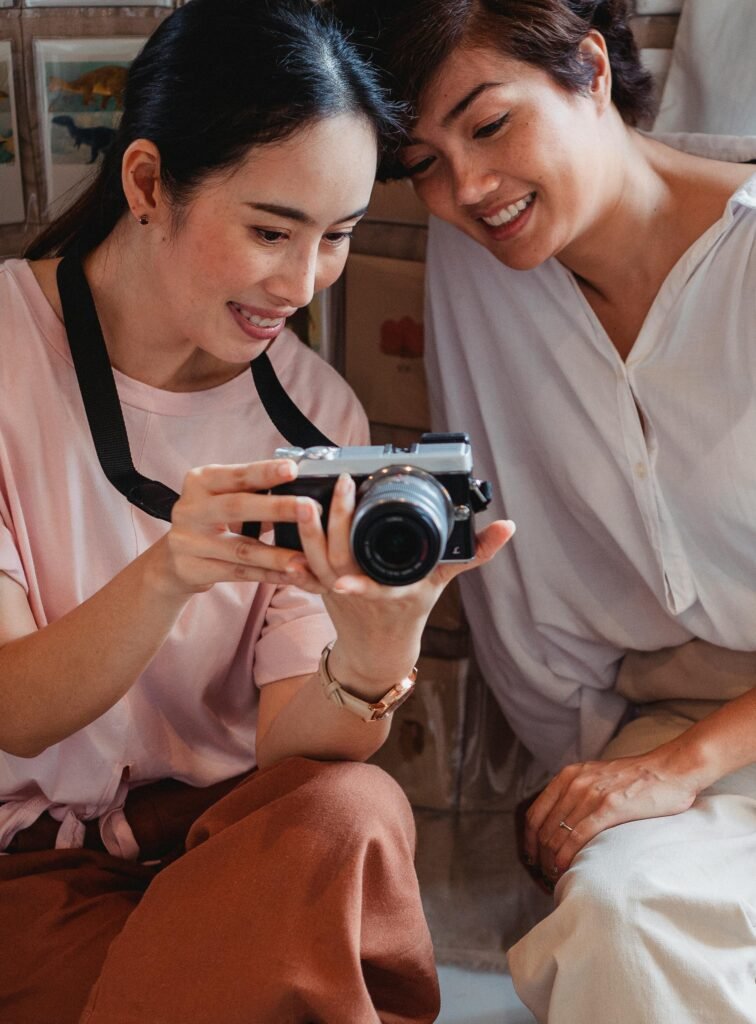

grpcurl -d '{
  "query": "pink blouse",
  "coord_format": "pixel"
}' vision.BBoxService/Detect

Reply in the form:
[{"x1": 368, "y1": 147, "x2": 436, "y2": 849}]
[{"x1": 0, "y1": 260, "x2": 369, "y2": 857}]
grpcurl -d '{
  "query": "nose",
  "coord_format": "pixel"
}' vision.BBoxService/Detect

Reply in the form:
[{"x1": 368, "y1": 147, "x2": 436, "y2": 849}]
[
  {"x1": 266, "y1": 244, "x2": 320, "y2": 310},
  {"x1": 450, "y1": 154, "x2": 499, "y2": 209}
]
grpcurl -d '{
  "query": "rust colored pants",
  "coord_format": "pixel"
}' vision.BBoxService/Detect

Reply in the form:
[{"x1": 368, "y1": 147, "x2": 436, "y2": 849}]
[{"x1": 0, "y1": 757, "x2": 439, "y2": 1024}]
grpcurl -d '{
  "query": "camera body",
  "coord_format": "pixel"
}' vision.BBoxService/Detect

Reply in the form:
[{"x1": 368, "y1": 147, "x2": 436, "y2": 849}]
[{"x1": 261, "y1": 432, "x2": 492, "y2": 586}]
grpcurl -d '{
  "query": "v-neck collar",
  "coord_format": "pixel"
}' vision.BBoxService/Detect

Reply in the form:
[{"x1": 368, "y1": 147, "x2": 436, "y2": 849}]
[{"x1": 557, "y1": 172, "x2": 756, "y2": 368}]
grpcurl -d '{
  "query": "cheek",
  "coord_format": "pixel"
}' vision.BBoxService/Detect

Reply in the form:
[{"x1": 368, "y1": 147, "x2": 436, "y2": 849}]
[{"x1": 316, "y1": 249, "x2": 350, "y2": 291}]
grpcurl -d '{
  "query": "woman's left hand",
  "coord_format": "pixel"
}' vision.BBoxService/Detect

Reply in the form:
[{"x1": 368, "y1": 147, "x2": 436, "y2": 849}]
[
  {"x1": 284, "y1": 471, "x2": 514, "y2": 688},
  {"x1": 524, "y1": 746, "x2": 704, "y2": 881}
]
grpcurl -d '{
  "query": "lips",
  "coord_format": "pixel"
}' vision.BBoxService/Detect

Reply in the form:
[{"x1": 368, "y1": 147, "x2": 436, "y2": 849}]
[
  {"x1": 480, "y1": 191, "x2": 536, "y2": 228},
  {"x1": 228, "y1": 301, "x2": 286, "y2": 328},
  {"x1": 227, "y1": 301, "x2": 289, "y2": 342}
]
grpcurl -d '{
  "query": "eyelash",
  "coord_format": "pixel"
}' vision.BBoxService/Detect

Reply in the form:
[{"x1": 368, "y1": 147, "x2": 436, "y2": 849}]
[
  {"x1": 323, "y1": 230, "x2": 355, "y2": 246},
  {"x1": 405, "y1": 157, "x2": 436, "y2": 179},
  {"x1": 474, "y1": 113, "x2": 510, "y2": 139},
  {"x1": 252, "y1": 229, "x2": 355, "y2": 246},
  {"x1": 404, "y1": 112, "x2": 511, "y2": 178}
]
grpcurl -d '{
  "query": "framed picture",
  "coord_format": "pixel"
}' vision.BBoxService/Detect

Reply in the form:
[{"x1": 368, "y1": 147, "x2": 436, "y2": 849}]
[
  {"x1": 0, "y1": 41, "x2": 25, "y2": 226},
  {"x1": 26, "y1": 0, "x2": 171, "y2": 6},
  {"x1": 35, "y1": 37, "x2": 146, "y2": 217},
  {"x1": 634, "y1": 0, "x2": 683, "y2": 12}
]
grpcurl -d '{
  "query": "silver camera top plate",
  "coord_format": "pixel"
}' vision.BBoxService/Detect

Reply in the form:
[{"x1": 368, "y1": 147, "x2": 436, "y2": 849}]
[{"x1": 273, "y1": 442, "x2": 473, "y2": 478}]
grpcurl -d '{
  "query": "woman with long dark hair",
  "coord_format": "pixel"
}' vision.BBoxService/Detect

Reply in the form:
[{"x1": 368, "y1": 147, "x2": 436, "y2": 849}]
[
  {"x1": 334, "y1": 1, "x2": 756, "y2": 1021},
  {"x1": 0, "y1": 2, "x2": 512, "y2": 1021}
]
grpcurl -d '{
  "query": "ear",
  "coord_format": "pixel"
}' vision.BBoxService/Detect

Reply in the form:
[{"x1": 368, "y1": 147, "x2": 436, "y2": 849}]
[
  {"x1": 578, "y1": 29, "x2": 612, "y2": 115},
  {"x1": 121, "y1": 138, "x2": 166, "y2": 223}
]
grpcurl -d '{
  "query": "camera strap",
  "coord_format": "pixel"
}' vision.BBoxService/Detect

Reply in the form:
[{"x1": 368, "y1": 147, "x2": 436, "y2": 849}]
[{"x1": 56, "y1": 256, "x2": 334, "y2": 528}]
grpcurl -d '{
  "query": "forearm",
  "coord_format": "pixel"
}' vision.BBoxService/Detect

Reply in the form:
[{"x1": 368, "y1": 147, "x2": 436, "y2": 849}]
[
  {"x1": 660, "y1": 686, "x2": 756, "y2": 790},
  {"x1": 0, "y1": 543, "x2": 190, "y2": 757},
  {"x1": 255, "y1": 668, "x2": 393, "y2": 769}
]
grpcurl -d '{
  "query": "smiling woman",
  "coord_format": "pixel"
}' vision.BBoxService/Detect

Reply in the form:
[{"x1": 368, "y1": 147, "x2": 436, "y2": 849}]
[
  {"x1": 334, "y1": 2, "x2": 756, "y2": 1023},
  {"x1": 0, "y1": 1, "x2": 517, "y2": 1022}
]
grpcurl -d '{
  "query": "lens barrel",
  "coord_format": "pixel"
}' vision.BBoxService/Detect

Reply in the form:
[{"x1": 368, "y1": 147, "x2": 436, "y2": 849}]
[{"x1": 350, "y1": 467, "x2": 454, "y2": 585}]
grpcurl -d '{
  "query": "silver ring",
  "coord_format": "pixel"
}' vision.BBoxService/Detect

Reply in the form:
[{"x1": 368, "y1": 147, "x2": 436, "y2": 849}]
[{"x1": 559, "y1": 820, "x2": 574, "y2": 833}]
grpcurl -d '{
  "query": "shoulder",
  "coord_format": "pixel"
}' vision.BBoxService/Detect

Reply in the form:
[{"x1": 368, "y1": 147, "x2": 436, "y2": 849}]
[{"x1": 267, "y1": 329, "x2": 369, "y2": 446}]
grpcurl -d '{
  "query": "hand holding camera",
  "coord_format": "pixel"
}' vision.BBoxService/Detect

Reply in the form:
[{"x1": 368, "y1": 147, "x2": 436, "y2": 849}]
[{"x1": 246, "y1": 432, "x2": 495, "y2": 586}]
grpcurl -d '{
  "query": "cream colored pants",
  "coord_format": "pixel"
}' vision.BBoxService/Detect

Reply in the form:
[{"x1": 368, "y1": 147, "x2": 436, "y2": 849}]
[{"x1": 508, "y1": 641, "x2": 756, "y2": 1024}]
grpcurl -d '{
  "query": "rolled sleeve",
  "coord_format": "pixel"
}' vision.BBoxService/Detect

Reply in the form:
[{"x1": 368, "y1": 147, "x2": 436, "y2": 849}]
[{"x1": 253, "y1": 585, "x2": 336, "y2": 687}]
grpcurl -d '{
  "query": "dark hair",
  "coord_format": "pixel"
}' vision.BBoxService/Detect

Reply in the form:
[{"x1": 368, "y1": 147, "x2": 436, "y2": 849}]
[
  {"x1": 331, "y1": 0, "x2": 654, "y2": 179},
  {"x1": 27, "y1": 0, "x2": 400, "y2": 258}
]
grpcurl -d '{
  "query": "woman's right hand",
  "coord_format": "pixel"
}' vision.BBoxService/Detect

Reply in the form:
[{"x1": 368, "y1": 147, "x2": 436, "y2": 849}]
[{"x1": 150, "y1": 459, "x2": 305, "y2": 596}]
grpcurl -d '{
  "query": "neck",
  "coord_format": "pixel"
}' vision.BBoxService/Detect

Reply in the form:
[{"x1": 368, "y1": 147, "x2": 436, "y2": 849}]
[
  {"x1": 556, "y1": 126, "x2": 677, "y2": 303},
  {"x1": 84, "y1": 221, "x2": 243, "y2": 392}
]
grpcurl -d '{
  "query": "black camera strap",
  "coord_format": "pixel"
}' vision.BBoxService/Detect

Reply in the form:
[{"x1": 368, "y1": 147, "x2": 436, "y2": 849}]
[{"x1": 56, "y1": 256, "x2": 334, "y2": 526}]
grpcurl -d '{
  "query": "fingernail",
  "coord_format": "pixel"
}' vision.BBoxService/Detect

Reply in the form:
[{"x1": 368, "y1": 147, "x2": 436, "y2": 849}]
[
  {"x1": 504, "y1": 519, "x2": 516, "y2": 534},
  {"x1": 296, "y1": 498, "x2": 313, "y2": 523},
  {"x1": 277, "y1": 460, "x2": 297, "y2": 478},
  {"x1": 335, "y1": 473, "x2": 352, "y2": 496},
  {"x1": 333, "y1": 577, "x2": 357, "y2": 594}
]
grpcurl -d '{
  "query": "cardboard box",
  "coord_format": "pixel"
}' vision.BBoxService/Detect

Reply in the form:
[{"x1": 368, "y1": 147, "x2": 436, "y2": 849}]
[
  {"x1": 345, "y1": 254, "x2": 430, "y2": 430},
  {"x1": 370, "y1": 655, "x2": 468, "y2": 810},
  {"x1": 458, "y1": 658, "x2": 549, "y2": 812},
  {"x1": 366, "y1": 178, "x2": 428, "y2": 226}
]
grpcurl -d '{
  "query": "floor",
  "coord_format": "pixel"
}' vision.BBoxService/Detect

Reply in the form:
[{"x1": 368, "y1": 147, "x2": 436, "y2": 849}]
[
  {"x1": 437, "y1": 966, "x2": 535, "y2": 1024},
  {"x1": 411, "y1": 809, "x2": 548, "y2": 1023}
]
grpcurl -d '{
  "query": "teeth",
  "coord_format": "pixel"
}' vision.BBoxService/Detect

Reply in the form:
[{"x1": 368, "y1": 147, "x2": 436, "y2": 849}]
[
  {"x1": 230, "y1": 302, "x2": 283, "y2": 328},
  {"x1": 482, "y1": 193, "x2": 535, "y2": 227}
]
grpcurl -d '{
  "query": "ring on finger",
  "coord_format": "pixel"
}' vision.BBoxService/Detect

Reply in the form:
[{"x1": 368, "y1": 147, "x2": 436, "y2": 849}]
[{"x1": 559, "y1": 820, "x2": 574, "y2": 833}]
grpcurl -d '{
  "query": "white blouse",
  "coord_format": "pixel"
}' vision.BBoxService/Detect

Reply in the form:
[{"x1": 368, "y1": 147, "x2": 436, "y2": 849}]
[{"x1": 425, "y1": 175, "x2": 756, "y2": 772}]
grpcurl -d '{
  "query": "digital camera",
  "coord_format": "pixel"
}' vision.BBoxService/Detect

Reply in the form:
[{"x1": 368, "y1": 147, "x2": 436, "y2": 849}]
[{"x1": 257, "y1": 432, "x2": 493, "y2": 586}]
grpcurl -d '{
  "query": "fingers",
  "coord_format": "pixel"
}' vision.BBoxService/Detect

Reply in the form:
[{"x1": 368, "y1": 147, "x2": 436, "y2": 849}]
[
  {"x1": 435, "y1": 519, "x2": 515, "y2": 586},
  {"x1": 295, "y1": 473, "x2": 366, "y2": 591},
  {"x1": 181, "y1": 459, "x2": 298, "y2": 498},
  {"x1": 325, "y1": 474, "x2": 358, "y2": 574}
]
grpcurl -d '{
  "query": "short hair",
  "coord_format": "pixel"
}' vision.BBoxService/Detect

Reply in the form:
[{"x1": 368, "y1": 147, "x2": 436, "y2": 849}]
[{"x1": 331, "y1": 0, "x2": 654, "y2": 179}]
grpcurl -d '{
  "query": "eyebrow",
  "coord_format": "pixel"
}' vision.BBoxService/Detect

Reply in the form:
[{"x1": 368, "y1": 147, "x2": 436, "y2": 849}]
[
  {"x1": 442, "y1": 82, "x2": 503, "y2": 127},
  {"x1": 405, "y1": 81, "x2": 505, "y2": 145},
  {"x1": 246, "y1": 202, "x2": 369, "y2": 225}
]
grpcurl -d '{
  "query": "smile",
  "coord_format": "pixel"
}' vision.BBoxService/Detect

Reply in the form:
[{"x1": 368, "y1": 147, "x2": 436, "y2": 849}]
[
  {"x1": 228, "y1": 301, "x2": 284, "y2": 328},
  {"x1": 481, "y1": 192, "x2": 536, "y2": 227}
]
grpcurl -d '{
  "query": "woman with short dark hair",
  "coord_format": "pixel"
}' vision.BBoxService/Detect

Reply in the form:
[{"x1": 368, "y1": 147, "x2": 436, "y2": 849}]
[
  {"x1": 0, "y1": 2, "x2": 512, "y2": 1021},
  {"x1": 334, "y1": 1, "x2": 756, "y2": 1021}
]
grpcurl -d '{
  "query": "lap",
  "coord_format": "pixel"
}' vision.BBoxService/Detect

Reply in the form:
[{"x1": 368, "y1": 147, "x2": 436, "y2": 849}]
[
  {"x1": 0, "y1": 848, "x2": 155, "y2": 1024},
  {"x1": 0, "y1": 758, "x2": 416, "y2": 1024}
]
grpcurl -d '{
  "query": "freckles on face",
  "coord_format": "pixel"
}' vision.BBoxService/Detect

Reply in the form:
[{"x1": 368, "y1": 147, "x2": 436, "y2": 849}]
[{"x1": 408, "y1": 47, "x2": 601, "y2": 269}]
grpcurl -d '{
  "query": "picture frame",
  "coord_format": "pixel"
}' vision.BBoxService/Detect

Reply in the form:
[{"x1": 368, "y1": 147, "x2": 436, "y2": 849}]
[
  {"x1": 34, "y1": 37, "x2": 146, "y2": 217},
  {"x1": 25, "y1": 0, "x2": 171, "y2": 7},
  {"x1": 0, "y1": 41, "x2": 25, "y2": 227}
]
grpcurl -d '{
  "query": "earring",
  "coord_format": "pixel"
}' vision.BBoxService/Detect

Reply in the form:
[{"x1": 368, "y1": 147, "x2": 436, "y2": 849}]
[{"x1": 138, "y1": 215, "x2": 149, "y2": 226}]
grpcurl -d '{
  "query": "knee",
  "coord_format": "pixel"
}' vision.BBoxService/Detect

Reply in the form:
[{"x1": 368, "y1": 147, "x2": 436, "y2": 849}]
[
  {"x1": 297, "y1": 759, "x2": 415, "y2": 847},
  {"x1": 556, "y1": 823, "x2": 680, "y2": 943}
]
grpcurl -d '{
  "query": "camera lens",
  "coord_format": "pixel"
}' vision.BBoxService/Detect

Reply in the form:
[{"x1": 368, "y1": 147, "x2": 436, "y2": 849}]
[{"x1": 350, "y1": 467, "x2": 454, "y2": 585}]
